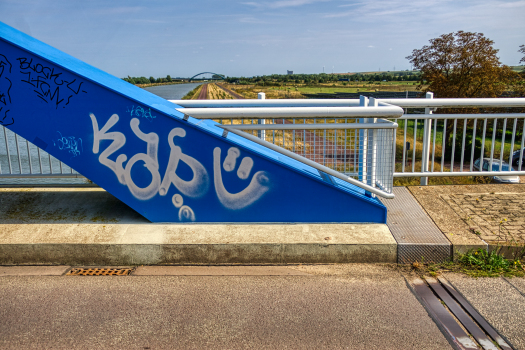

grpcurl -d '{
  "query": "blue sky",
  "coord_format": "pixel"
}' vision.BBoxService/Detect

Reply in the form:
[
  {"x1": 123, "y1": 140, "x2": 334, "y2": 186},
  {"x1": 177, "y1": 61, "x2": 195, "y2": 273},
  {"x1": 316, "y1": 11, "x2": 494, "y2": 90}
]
[{"x1": 1, "y1": 0, "x2": 524, "y2": 78}]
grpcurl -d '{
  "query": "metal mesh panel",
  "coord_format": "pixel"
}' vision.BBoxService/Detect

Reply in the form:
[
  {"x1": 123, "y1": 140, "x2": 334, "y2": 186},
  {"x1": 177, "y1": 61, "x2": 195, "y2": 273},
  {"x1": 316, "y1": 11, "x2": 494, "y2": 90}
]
[
  {"x1": 218, "y1": 118, "x2": 395, "y2": 195},
  {"x1": 0, "y1": 125, "x2": 81, "y2": 177}
]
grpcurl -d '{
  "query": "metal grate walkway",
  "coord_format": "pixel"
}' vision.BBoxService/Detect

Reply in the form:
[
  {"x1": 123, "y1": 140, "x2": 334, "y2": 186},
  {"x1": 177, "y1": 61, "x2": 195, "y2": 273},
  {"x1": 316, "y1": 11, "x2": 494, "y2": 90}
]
[{"x1": 380, "y1": 187, "x2": 451, "y2": 263}]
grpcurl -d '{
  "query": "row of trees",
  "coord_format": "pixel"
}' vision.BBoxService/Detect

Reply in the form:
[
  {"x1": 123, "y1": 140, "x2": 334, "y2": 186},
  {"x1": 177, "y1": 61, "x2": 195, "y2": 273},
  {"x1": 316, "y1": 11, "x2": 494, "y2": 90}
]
[
  {"x1": 224, "y1": 72, "x2": 421, "y2": 85},
  {"x1": 123, "y1": 75, "x2": 174, "y2": 84}
]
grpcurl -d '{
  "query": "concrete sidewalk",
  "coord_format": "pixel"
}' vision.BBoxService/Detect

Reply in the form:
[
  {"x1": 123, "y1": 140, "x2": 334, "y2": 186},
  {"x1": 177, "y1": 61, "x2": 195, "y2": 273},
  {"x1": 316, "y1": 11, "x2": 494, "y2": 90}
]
[
  {"x1": 1, "y1": 184, "x2": 523, "y2": 264},
  {"x1": 0, "y1": 188, "x2": 396, "y2": 265},
  {"x1": 408, "y1": 184, "x2": 525, "y2": 256}
]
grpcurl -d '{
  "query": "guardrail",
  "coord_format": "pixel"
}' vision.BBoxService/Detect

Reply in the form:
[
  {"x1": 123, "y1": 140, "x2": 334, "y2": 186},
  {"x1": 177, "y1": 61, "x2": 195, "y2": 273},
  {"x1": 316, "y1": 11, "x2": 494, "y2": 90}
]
[
  {"x1": 172, "y1": 93, "x2": 525, "y2": 189},
  {"x1": 3, "y1": 93, "x2": 524, "y2": 195},
  {"x1": 382, "y1": 93, "x2": 525, "y2": 185},
  {"x1": 172, "y1": 95, "x2": 401, "y2": 198}
]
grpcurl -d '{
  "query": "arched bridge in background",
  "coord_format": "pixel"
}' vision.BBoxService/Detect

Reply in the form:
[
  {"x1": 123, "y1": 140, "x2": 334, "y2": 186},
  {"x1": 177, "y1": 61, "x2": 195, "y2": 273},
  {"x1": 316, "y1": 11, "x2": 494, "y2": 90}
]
[{"x1": 189, "y1": 72, "x2": 226, "y2": 81}]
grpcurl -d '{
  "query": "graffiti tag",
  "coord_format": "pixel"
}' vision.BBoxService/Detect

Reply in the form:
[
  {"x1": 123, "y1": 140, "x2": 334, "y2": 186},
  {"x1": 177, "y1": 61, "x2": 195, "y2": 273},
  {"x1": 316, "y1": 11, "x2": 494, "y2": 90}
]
[
  {"x1": 17, "y1": 56, "x2": 87, "y2": 109},
  {"x1": 90, "y1": 113, "x2": 270, "y2": 222},
  {"x1": 127, "y1": 105, "x2": 156, "y2": 122},
  {"x1": 53, "y1": 131, "x2": 83, "y2": 158}
]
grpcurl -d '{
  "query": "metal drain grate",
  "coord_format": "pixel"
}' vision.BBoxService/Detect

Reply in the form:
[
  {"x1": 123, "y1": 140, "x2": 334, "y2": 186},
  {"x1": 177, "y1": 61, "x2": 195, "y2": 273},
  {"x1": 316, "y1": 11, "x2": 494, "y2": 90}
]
[{"x1": 66, "y1": 268, "x2": 132, "y2": 276}]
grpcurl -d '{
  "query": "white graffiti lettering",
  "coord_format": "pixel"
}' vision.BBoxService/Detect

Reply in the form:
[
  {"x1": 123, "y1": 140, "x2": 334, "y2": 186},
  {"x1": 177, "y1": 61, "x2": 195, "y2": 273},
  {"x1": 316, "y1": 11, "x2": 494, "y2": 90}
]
[
  {"x1": 124, "y1": 118, "x2": 161, "y2": 200},
  {"x1": 91, "y1": 113, "x2": 271, "y2": 220},
  {"x1": 223, "y1": 147, "x2": 240, "y2": 172},
  {"x1": 158, "y1": 128, "x2": 209, "y2": 198},
  {"x1": 213, "y1": 147, "x2": 270, "y2": 210},
  {"x1": 178, "y1": 205, "x2": 196, "y2": 222},
  {"x1": 237, "y1": 157, "x2": 254, "y2": 180},
  {"x1": 90, "y1": 113, "x2": 127, "y2": 184}
]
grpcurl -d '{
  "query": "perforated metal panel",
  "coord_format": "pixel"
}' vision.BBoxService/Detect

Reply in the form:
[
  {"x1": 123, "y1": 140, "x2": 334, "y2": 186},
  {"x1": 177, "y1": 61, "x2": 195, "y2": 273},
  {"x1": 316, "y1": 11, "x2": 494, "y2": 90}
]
[{"x1": 380, "y1": 187, "x2": 451, "y2": 263}]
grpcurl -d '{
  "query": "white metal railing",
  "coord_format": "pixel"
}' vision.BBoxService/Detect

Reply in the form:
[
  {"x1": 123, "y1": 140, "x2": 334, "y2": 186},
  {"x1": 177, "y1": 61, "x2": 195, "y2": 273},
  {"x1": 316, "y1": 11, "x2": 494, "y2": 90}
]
[
  {"x1": 0, "y1": 126, "x2": 84, "y2": 179},
  {"x1": 382, "y1": 93, "x2": 525, "y2": 185},
  {"x1": 173, "y1": 95, "x2": 401, "y2": 198},
  {"x1": 171, "y1": 94, "x2": 525, "y2": 191},
  {"x1": 3, "y1": 94, "x2": 523, "y2": 193}
]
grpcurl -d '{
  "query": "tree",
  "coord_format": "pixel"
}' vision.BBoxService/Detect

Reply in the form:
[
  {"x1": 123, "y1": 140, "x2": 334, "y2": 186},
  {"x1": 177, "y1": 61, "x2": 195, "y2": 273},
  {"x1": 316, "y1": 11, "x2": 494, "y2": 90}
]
[
  {"x1": 407, "y1": 32, "x2": 523, "y2": 162},
  {"x1": 149, "y1": 76, "x2": 156, "y2": 84},
  {"x1": 166, "y1": 75, "x2": 172, "y2": 82},
  {"x1": 520, "y1": 45, "x2": 525, "y2": 64},
  {"x1": 406, "y1": 31, "x2": 517, "y2": 98}
]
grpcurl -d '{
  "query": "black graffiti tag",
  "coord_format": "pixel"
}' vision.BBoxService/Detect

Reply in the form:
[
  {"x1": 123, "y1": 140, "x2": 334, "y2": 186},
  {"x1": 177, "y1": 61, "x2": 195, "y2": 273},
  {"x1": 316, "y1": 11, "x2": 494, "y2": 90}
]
[
  {"x1": 17, "y1": 57, "x2": 87, "y2": 109},
  {"x1": 0, "y1": 54, "x2": 13, "y2": 126}
]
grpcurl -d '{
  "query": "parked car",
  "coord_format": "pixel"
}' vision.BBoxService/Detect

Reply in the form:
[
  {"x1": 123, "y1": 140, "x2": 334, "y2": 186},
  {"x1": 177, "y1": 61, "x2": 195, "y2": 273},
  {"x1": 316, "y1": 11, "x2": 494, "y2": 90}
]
[
  {"x1": 511, "y1": 148, "x2": 525, "y2": 167},
  {"x1": 473, "y1": 158, "x2": 520, "y2": 183}
]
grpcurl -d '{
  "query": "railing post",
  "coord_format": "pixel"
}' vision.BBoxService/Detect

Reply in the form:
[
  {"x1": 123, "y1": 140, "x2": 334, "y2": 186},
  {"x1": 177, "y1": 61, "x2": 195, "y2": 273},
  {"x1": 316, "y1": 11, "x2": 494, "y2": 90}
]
[
  {"x1": 358, "y1": 96, "x2": 371, "y2": 196},
  {"x1": 368, "y1": 97, "x2": 378, "y2": 197},
  {"x1": 420, "y1": 92, "x2": 433, "y2": 185},
  {"x1": 257, "y1": 92, "x2": 266, "y2": 140}
]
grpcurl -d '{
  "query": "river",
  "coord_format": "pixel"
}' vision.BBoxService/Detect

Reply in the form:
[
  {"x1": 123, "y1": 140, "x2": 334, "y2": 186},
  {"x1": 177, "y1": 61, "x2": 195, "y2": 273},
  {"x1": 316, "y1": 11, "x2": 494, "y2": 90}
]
[{"x1": 144, "y1": 82, "x2": 202, "y2": 100}]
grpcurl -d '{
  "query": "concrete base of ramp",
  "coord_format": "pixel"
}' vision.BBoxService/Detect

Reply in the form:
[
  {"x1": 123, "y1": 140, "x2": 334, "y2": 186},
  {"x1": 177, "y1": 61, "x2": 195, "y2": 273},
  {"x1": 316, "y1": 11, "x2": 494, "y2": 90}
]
[{"x1": 0, "y1": 188, "x2": 396, "y2": 265}]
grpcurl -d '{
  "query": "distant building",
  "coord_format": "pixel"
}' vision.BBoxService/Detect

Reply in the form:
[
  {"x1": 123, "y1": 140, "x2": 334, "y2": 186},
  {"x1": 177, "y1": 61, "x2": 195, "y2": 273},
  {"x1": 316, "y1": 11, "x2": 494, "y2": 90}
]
[{"x1": 287, "y1": 70, "x2": 293, "y2": 75}]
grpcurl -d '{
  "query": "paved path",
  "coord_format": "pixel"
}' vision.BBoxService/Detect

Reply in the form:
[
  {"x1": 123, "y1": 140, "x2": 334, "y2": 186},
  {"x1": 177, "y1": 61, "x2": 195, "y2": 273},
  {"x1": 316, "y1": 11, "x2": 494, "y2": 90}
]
[
  {"x1": 408, "y1": 184, "x2": 525, "y2": 254},
  {"x1": 197, "y1": 83, "x2": 208, "y2": 99},
  {"x1": 444, "y1": 273, "x2": 525, "y2": 350},
  {"x1": 0, "y1": 265, "x2": 451, "y2": 350}
]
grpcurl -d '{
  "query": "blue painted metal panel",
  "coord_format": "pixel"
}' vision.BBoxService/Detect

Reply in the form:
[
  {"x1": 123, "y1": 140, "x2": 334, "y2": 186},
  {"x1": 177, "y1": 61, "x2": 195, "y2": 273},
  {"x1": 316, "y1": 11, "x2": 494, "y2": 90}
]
[{"x1": 0, "y1": 21, "x2": 386, "y2": 223}]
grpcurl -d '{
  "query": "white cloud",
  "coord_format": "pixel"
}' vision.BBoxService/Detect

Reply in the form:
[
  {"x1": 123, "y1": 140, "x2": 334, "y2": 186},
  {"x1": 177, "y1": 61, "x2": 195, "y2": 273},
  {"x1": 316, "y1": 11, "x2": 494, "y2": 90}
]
[
  {"x1": 239, "y1": 16, "x2": 267, "y2": 23},
  {"x1": 497, "y1": 0, "x2": 525, "y2": 7},
  {"x1": 242, "y1": 0, "x2": 328, "y2": 9}
]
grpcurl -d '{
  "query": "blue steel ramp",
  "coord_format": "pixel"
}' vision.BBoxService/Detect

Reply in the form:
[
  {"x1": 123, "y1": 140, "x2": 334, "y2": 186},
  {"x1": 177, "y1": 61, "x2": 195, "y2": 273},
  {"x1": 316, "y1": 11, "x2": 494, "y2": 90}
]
[{"x1": 0, "y1": 22, "x2": 386, "y2": 223}]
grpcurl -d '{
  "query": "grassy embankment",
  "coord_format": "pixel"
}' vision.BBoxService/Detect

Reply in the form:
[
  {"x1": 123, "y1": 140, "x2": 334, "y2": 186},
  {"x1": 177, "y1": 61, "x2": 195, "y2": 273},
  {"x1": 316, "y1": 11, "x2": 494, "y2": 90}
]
[
  {"x1": 219, "y1": 81, "x2": 421, "y2": 99},
  {"x1": 182, "y1": 84, "x2": 204, "y2": 100},
  {"x1": 207, "y1": 83, "x2": 235, "y2": 100},
  {"x1": 134, "y1": 81, "x2": 187, "y2": 88}
]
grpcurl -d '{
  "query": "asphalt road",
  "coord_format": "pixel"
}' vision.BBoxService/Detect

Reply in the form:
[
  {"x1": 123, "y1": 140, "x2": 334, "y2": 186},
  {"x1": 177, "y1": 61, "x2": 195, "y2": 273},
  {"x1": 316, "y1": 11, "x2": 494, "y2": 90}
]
[{"x1": 0, "y1": 265, "x2": 452, "y2": 350}]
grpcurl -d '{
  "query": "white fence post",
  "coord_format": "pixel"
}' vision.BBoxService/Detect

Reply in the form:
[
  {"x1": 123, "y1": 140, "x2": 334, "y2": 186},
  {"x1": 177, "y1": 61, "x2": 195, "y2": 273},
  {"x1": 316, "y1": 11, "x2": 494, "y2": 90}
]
[
  {"x1": 257, "y1": 92, "x2": 266, "y2": 140},
  {"x1": 358, "y1": 96, "x2": 370, "y2": 194},
  {"x1": 420, "y1": 92, "x2": 433, "y2": 185},
  {"x1": 368, "y1": 97, "x2": 378, "y2": 196}
]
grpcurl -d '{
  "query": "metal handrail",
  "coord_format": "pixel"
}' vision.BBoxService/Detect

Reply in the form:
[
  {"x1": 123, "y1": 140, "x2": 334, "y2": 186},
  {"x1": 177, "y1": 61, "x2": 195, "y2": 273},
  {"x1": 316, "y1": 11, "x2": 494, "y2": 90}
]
[
  {"x1": 176, "y1": 106, "x2": 404, "y2": 119},
  {"x1": 399, "y1": 113, "x2": 525, "y2": 120},
  {"x1": 170, "y1": 97, "x2": 525, "y2": 108},
  {"x1": 222, "y1": 125, "x2": 396, "y2": 199},
  {"x1": 379, "y1": 98, "x2": 525, "y2": 108},
  {"x1": 216, "y1": 122, "x2": 398, "y2": 131},
  {"x1": 170, "y1": 99, "x2": 362, "y2": 107}
]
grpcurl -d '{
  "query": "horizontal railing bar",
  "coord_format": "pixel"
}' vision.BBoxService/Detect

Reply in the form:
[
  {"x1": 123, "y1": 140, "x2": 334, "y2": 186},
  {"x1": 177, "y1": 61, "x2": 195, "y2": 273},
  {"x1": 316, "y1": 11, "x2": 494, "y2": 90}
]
[
  {"x1": 379, "y1": 98, "x2": 525, "y2": 108},
  {"x1": 176, "y1": 106, "x2": 404, "y2": 119},
  {"x1": 170, "y1": 99, "x2": 362, "y2": 108},
  {"x1": 398, "y1": 113, "x2": 525, "y2": 120},
  {"x1": 222, "y1": 126, "x2": 395, "y2": 199},
  {"x1": 0, "y1": 174, "x2": 85, "y2": 178},
  {"x1": 170, "y1": 98, "x2": 525, "y2": 109},
  {"x1": 394, "y1": 171, "x2": 525, "y2": 177},
  {"x1": 217, "y1": 122, "x2": 398, "y2": 130}
]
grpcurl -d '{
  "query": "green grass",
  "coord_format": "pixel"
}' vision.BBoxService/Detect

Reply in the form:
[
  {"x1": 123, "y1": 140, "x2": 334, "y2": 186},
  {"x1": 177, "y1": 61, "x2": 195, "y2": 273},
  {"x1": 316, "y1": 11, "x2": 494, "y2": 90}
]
[
  {"x1": 397, "y1": 119, "x2": 523, "y2": 164},
  {"x1": 294, "y1": 86, "x2": 367, "y2": 94},
  {"x1": 456, "y1": 249, "x2": 524, "y2": 277},
  {"x1": 406, "y1": 248, "x2": 525, "y2": 278}
]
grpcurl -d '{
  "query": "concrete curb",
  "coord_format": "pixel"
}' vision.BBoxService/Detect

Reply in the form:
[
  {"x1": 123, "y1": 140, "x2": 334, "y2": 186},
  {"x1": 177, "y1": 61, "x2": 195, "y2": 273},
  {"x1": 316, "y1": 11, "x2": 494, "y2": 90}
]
[
  {"x1": 0, "y1": 221, "x2": 397, "y2": 265},
  {"x1": 0, "y1": 242, "x2": 397, "y2": 265}
]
